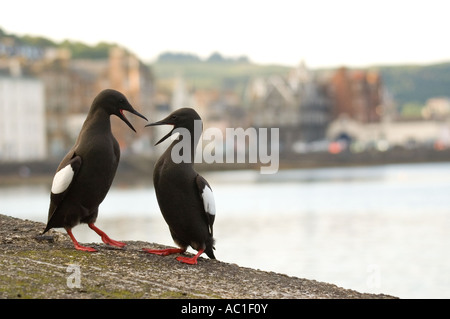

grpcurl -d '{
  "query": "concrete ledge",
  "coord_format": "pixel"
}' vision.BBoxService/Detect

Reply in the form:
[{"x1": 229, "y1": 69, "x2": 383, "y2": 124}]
[{"x1": 0, "y1": 214, "x2": 397, "y2": 299}]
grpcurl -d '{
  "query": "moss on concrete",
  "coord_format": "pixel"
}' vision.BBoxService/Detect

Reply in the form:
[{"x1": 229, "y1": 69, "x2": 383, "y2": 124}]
[{"x1": 0, "y1": 214, "x2": 397, "y2": 299}]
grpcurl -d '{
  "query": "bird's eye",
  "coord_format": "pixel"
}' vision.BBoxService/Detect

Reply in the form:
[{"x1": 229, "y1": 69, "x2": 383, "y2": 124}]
[
  {"x1": 119, "y1": 98, "x2": 125, "y2": 103},
  {"x1": 171, "y1": 115, "x2": 177, "y2": 120}
]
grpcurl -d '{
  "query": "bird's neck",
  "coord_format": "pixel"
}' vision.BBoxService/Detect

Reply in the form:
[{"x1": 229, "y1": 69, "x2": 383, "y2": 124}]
[{"x1": 82, "y1": 108, "x2": 112, "y2": 135}]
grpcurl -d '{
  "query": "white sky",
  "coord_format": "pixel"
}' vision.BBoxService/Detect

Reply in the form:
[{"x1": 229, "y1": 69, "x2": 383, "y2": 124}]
[{"x1": 1, "y1": 0, "x2": 449, "y2": 68}]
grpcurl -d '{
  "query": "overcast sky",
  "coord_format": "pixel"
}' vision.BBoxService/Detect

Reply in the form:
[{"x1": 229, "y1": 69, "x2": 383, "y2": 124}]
[{"x1": 1, "y1": 0, "x2": 449, "y2": 68}]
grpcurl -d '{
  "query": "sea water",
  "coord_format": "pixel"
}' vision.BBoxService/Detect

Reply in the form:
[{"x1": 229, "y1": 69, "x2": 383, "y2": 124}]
[{"x1": 2, "y1": 162, "x2": 450, "y2": 298}]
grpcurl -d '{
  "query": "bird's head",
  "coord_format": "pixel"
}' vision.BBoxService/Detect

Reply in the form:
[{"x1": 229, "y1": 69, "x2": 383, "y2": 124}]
[
  {"x1": 145, "y1": 107, "x2": 202, "y2": 145},
  {"x1": 93, "y1": 89, "x2": 148, "y2": 132}
]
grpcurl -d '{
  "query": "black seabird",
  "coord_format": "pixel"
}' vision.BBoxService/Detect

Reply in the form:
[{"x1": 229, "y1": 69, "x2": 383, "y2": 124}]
[
  {"x1": 43, "y1": 89, "x2": 148, "y2": 252},
  {"x1": 143, "y1": 108, "x2": 216, "y2": 264}
]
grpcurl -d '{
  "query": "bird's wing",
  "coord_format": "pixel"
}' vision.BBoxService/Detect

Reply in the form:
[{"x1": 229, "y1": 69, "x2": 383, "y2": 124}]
[
  {"x1": 47, "y1": 153, "x2": 82, "y2": 222},
  {"x1": 195, "y1": 174, "x2": 216, "y2": 237}
]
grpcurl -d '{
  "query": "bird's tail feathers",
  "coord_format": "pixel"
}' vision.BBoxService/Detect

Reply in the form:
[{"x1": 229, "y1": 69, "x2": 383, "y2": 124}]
[
  {"x1": 205, "y1": 237, "x2": 216, "y2": 259},
  {"x1": 42, "y1": 225, "x2": 51, "y2": 234}
]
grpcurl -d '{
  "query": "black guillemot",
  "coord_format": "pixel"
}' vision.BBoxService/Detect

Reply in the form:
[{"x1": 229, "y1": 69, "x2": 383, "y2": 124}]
[
  {"x1": 143, "y1": 107, "x2": 216, "y2": 264},
  {"x1": 42, "y1": 89, "x2": 148, "y2": 252}
]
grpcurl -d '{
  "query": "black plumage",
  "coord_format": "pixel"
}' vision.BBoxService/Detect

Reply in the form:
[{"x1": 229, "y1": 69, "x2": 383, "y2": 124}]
[
  {"x1": 143, "y1": 108, "x2": 216, "y2": 264},
  {"x1": 43, "y1": 89, "x2": 147, "y2": 251}
]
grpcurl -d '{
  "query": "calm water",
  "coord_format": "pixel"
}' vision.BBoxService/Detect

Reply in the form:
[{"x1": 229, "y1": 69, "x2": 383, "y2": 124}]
[{"x1": 1, "y1": 162, "x2": 450, "y2": 299}]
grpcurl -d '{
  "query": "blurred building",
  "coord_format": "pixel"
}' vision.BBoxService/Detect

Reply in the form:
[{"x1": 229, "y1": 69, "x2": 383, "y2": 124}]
[
  {"x1": 0, "y1": 66, "x2": 46, "y2": 162},
  {"x1": 245, "y1": 62, "x2": 333, "y2": 152},
  {"x1": 422, "y1": 97, "x2": 450, "y2": 121},
  {"x1": 325, "y1": 67, "x2": 399, "y2": 151},
  {"x1": 330, "y1": 67, "x2": 383, "y2": 123},
  {"x1": 31, "y1": 47, "x2": 155, "y2": 158},
  {"x1": 327, "y1": 115, "x2": 450, "y2": 150},
  {"x1": 152, "y1": 74, "x2": 247, "y2": 155}
]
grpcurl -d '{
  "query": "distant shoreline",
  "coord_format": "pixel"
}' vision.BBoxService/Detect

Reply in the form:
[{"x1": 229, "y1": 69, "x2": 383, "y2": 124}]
[{"x1": 1, "y1": 147, "x2": 450, "y2": 186}]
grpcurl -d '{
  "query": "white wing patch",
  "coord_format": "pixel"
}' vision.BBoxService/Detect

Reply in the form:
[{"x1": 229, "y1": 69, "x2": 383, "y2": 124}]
[
  {"x1": 51, "y1": 164, "x2": 75, "y2": 194},
  {"x1": 202, "y1": 185, "x2": 216, "y2": 216}
]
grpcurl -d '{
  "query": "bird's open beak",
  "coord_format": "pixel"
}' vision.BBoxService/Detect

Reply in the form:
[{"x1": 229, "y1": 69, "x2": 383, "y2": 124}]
[
  {"x1": 119, "y1": 108, "x2": 148, "y2": 133},
  {"x1": 145, "y1": 119, "x2": 175, "y2": 145}
]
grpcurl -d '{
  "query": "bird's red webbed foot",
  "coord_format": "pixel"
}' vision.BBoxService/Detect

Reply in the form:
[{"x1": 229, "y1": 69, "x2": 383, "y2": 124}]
[
  {"x1": 73, "y1": 243, "x2": 98, "y2": 252},
  {"x1": 88, "y1": 223, "x2": 126, "y2": 248},
  {"x1": 176, "y1": 249, "x2": 204, "y2": 265},
  {"x1": 142, "y1": 247, "x2": 185, "y2": 256},
  {"x1": 66, "y1": 228, "x2": 97, "y2": 252}
]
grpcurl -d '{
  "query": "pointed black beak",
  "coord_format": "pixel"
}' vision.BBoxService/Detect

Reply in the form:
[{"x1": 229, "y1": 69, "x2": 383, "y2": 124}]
[
  {"x1": 145, "y1": 119, "x2": 175, "y2": 145},
  {"x1": 118, "y1": 107, "x2": 148, "y2": 133}
]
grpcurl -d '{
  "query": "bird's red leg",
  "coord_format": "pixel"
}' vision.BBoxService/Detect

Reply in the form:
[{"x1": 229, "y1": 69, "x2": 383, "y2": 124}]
[
  {"x1": 66, "y1": 228, "x2": 97, "y2": 252},
  {"x1": 176, "y1": 249, "x2": 204, "y2": 265},
  {"x1": 88, "y1": 223, "x2": 126, "y2": 248},
  {"x1": 142, "y1": 247, "x2": 186, "y2": 256}
]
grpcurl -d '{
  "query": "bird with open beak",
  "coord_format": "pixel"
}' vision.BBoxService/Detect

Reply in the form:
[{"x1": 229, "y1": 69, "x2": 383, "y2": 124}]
[{"x1": 42, "y1": 89, "x2": 147, "y2": 252}]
